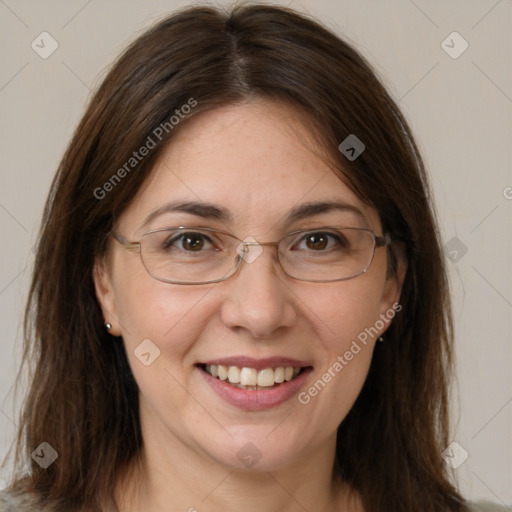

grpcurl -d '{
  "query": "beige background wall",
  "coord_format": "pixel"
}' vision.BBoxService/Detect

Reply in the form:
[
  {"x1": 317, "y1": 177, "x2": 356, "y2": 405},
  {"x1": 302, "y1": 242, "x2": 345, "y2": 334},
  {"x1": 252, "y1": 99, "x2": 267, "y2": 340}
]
[{"x1": 1, "y1": 0, "x2": 510, "y2": 504}]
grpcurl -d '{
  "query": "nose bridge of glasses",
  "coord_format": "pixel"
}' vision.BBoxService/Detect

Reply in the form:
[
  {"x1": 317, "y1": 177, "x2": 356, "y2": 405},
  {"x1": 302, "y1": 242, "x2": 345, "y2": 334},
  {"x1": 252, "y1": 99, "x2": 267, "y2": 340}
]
[
  {"x1": 242, "y1": 240, "x2": 279, "y2": 248},
  {"x1": 233, "y1": 237, "x2": 280, "y2": 267},
  {"x1": 235, "y1": 238, "x2": 307, "y2": 284}
]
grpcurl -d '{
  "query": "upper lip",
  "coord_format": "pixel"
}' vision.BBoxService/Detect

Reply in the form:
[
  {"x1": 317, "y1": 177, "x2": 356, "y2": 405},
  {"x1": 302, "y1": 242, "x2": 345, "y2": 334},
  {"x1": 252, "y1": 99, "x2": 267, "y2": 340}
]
[{"x1": 198, "y1": 356, "x2": 312, "y2": 371}]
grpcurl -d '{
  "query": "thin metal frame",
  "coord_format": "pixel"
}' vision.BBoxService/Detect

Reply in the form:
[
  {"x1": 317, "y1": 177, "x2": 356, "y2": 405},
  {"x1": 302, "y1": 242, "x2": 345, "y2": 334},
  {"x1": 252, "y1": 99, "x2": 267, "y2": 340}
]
[{"x1": 111, "y1": 226, "x2": 391, "y2": 285}]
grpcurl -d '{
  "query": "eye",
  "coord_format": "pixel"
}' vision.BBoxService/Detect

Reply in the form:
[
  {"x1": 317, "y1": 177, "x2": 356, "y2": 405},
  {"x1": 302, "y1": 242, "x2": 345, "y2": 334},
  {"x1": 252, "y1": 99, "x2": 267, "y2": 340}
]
[
  {"x1": 294, "y1": 231, "x2": 348, "y2": 251},
  {"x1": 165, "y1": 232, "x2": 214, "y2": 252}
]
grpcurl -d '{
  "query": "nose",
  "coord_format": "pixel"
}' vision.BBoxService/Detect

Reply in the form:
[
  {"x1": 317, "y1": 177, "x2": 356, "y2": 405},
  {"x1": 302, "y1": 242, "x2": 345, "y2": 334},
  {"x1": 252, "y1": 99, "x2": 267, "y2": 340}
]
[{"x1": 219, "y1": 243, "x2": 298, "y2": 339}]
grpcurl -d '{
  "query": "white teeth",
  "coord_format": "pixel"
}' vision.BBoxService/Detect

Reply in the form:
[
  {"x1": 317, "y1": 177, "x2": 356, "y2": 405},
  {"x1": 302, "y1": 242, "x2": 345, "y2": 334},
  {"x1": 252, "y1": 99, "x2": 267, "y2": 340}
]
[
  {"x1": 204, "y1": 364, "x2": 304, "y2": 387},
  {"x1": 240, "y1": 367, "x2": 257, "y2": 386},
  {"x1": 274, "y1": 367, "x2": 285, "y2": 383},
  {"x1": 257, "y1": 368, "x2": 275, "y2": 387},
  {"x1": 218, "y1": 365, "x2": 228, "y2": 381},
  {"x1": 227, "y1": 366, "x2": 241, "y2": 383}
]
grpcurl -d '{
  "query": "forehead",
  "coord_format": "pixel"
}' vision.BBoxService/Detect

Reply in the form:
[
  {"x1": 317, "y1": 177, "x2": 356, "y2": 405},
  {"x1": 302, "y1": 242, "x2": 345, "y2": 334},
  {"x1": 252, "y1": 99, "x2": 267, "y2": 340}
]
[{"x1": 120, "y1": 98, "x2": 381, "y2": 236}]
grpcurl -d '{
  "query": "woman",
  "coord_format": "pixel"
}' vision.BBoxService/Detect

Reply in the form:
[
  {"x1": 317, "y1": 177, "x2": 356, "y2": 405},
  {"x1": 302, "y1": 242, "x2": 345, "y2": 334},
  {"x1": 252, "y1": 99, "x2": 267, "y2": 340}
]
[{"x1": 0, "y1": 4, "x2": 506, "y2": 512}]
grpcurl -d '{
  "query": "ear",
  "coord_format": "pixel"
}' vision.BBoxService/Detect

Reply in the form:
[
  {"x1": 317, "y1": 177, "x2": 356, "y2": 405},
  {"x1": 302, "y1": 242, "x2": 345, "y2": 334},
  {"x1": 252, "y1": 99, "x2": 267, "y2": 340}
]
[
  {"x1": 93, "y1": 257, "x2": 122, "y2": 336},
  {"x1": 378, "y1": 247, "x2": 407, "y2": 329}
]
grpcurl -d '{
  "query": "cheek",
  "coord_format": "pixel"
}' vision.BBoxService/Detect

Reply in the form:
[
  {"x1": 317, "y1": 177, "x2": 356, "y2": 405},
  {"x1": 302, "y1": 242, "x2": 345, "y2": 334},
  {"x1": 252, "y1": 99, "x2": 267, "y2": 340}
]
[
  {"x1": 303, "y1": 274, "x2": 385, "y2": 348},
  {"x1": 112, "y1": 256, "x2": 217, "y2": 357},
  {"x1": 295, "y1": 281, "x2": 382, "y2": 430},
  {"x1": 113, "y1": 280, "x2": 221, "y2": 418}
]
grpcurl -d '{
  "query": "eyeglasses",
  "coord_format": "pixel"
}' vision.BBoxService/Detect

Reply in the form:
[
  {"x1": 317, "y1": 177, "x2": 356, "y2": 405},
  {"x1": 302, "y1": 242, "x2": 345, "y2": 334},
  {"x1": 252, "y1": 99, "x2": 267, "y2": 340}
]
[{"x1": 111, "y1": 226, "x2": 391, "y2": 285}]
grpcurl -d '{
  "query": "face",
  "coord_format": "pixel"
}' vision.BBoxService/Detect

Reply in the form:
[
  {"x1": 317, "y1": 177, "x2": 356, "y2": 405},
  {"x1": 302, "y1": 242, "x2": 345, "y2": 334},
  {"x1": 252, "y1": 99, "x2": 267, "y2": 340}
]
[{"x1": 94, "y1": 98, "x2": 403, "y2": 474}]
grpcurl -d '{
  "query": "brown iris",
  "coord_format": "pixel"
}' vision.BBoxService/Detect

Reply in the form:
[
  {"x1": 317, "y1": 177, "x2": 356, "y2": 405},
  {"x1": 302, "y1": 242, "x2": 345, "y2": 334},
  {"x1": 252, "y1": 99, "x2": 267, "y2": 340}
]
[
  {"x1": 182, "y1": 234, "x2": 205, "y2": 251},
  {"x1": 305, "y1": 233, "x2": 328, "y2": 250}
]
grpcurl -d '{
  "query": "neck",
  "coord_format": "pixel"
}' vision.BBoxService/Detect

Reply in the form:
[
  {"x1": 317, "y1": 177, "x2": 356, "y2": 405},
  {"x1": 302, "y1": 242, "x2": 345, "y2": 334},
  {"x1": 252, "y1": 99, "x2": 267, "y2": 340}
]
[{"x1": 114, "y1": 401, "x2": 362, "y2": 512}]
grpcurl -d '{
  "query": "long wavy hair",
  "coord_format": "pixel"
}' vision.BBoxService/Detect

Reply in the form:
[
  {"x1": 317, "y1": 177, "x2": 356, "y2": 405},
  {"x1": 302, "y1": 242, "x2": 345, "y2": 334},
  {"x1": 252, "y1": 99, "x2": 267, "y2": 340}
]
[{"x1": 5, "y1": 4, "x2": 467, "y2": 511}]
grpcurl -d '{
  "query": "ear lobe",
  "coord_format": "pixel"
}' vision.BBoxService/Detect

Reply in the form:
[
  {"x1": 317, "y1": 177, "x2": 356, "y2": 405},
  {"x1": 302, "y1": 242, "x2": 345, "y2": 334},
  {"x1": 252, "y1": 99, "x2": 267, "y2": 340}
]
[{"x1": 93, "y1": 258, "x2": 121, "y2": 336}]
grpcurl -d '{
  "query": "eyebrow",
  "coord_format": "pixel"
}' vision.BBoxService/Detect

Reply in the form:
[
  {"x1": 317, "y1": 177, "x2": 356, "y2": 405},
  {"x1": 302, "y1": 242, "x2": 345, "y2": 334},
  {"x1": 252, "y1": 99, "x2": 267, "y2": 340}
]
[
  {"x1": 140, "y1": 199, "x2": 366, "y2": 230},
  {"x1": 141, "y1": 200, "x2": 232, "y2": 229},
  {"x1": 283, "y1": 200, "x2": 367, "y2": 224}
]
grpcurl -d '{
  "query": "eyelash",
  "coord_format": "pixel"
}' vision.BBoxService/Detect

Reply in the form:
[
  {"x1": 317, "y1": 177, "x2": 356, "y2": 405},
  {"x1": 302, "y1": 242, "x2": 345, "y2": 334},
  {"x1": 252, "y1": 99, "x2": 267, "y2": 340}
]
[{"x1": 293, "y1": 231, "x2": 348, "y2": 250}]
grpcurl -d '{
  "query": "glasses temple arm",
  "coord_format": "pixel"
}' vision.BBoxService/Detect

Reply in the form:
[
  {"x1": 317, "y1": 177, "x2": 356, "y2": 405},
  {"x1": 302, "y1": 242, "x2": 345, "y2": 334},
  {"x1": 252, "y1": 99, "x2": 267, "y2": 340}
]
[
  {"x1": 375, "y1": 232, "x2": 392, "y2": 247},
  {"x1": 111, "y1": 232, "x2": 141, "y2": 252}
]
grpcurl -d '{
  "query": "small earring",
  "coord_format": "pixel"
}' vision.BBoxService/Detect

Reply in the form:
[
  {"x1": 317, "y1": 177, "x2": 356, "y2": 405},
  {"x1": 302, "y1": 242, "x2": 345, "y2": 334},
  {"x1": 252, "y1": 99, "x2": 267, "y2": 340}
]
[
  {"x1": 378, "y1": 336, "x2": 384, "y2": 342},
  {"x1": 105, "y1": 323, "x2": 112, "y2": 331}
]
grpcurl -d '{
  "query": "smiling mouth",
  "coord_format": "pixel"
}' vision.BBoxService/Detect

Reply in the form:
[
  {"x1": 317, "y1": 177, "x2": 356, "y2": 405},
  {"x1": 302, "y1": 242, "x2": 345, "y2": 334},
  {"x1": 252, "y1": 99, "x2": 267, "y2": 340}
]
[{"x1": 197, "y1": 363, "x2": 310, "y2": 390}]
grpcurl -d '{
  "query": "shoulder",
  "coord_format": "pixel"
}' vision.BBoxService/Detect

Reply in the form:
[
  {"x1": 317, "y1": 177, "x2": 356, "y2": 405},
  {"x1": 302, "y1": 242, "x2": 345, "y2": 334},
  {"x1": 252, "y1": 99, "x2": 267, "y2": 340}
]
[
  {"x1": 0, "y1": 488, "x2": 100, "y2": 512},
  {"x1": 0, "y1": 489, "x2": 29, "y2": 511},
  {"x1": 467, "y1": 501, "x2": 511, "y2": 512},
  {"x1": 0, "y1": 488, "x2": 50, "y2": 512}
]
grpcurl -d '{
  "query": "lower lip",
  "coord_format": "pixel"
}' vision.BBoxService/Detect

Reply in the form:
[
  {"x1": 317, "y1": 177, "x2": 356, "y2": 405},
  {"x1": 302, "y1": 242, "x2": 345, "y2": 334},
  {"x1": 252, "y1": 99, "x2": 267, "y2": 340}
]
[{"x1": 198, "y1": 367, "x2": 312, "y2": 411}]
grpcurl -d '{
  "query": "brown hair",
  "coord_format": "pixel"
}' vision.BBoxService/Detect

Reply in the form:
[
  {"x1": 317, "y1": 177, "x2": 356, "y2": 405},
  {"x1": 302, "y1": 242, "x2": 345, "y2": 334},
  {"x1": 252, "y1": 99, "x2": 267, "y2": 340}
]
[{"x1": 6, "y1": 3, "x2": 467, "y2": 511}]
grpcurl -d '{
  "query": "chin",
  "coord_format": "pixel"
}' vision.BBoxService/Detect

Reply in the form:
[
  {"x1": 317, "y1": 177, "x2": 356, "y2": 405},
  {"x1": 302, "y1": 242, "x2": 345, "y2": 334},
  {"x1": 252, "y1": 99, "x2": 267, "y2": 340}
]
[{"x1": 193, "y1": 424, "x2": 311, "y2": 473}]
